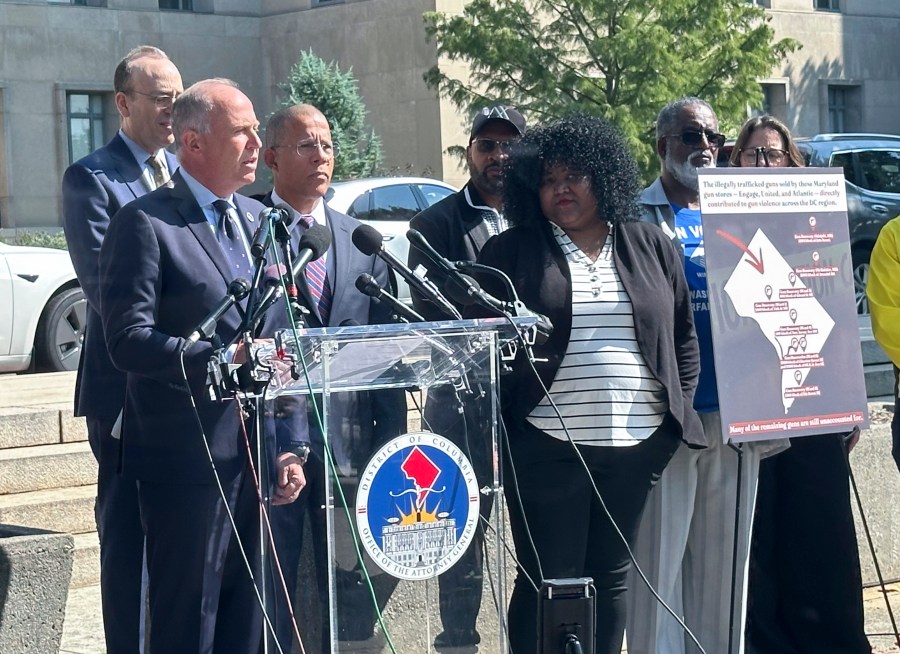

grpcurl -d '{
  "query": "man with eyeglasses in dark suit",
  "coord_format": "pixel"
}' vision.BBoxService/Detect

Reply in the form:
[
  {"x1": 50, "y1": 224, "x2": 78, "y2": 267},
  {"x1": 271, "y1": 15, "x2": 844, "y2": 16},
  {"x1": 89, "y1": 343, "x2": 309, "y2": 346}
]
[
  {"x1": 62, "y1": 44, "x2": 182, "y2": 654},
  {"x1": 259, "y1": 103, "x2": 406, "y2": 654},
  {"x1": 407, "y1": 103, "x2": 526, "y2": 652},
  {"x1": 625, "y1": 97, "x2": 786, "y2": 654}
]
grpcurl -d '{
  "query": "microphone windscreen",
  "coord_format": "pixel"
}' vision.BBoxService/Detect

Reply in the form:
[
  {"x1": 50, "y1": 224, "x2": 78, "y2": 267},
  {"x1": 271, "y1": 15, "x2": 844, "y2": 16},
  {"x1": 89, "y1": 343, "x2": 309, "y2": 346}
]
[
  {"x1": 355, "y1": 273, "x2": 380, "y2": 297},
  {"x1": 273, "y1": 203, "x2": 293, "y2": 218},
  {"x1": 228, "y1": 277, "x2": 252, "y2": 298},
  {"x1": 351, "y1": 224, "x2": 385, "y2": 256},
  {"x1": 298, "y1": 223, "x2": 332, "y2": 259},
  {"x1": 263, "y1": 263, "x2": 286, "y2": 286}
]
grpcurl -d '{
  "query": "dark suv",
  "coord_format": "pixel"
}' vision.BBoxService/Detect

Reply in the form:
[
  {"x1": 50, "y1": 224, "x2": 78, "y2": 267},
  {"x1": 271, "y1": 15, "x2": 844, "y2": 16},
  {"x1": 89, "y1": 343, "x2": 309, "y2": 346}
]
[{"x1": 794, "y1": 134, "x2": 900, "y2": 314}]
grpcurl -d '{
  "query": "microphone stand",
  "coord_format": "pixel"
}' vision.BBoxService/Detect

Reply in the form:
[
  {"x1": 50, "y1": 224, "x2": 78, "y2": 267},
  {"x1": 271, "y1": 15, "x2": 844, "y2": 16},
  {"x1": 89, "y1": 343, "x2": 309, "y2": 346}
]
[{"x1": 273, "y1": 215, "x2": 299, "y2": 309}]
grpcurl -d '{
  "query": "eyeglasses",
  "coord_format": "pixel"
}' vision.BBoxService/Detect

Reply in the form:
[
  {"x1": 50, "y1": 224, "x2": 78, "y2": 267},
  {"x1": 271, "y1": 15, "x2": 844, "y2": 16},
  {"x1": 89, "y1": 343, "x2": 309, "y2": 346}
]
[
  {"x1": 738, "y1": 147, "x2": 788, "y2": 167},
  {"x1": 671, "y1": 130, "x2": 727, "y2": 149},
  {"x1": 271, "y1": 140, "x2": 340, "y2": 160},
  {"x1": 129, "y1": 90, "x2": 180, "y2": 108},
  {"x1": 471, "y1": 138, "x2": 515, "y2": 155},
  {"x1": 540, "y1": 171, "x2": 589, "y2": 191}
]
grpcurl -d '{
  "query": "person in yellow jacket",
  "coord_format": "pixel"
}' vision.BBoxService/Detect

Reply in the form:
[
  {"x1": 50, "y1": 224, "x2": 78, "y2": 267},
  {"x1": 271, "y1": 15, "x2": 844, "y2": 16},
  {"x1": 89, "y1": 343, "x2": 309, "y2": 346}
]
[{"x1": 868, "y1": 215, "x2": 900, "y2": 472}]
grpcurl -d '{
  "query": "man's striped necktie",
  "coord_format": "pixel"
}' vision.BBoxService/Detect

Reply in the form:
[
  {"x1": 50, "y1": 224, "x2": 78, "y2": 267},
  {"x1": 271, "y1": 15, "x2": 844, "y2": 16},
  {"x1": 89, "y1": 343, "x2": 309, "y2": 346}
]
[{"x1": 298, "y1": 214, "x2": 331, "y2": 325}]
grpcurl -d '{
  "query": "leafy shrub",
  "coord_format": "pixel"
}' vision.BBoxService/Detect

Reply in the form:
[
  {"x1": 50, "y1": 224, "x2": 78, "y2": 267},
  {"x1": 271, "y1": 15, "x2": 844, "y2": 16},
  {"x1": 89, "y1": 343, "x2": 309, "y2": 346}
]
[{"x1": 13, "y1": 231, "x2": 69, "y2": 250}]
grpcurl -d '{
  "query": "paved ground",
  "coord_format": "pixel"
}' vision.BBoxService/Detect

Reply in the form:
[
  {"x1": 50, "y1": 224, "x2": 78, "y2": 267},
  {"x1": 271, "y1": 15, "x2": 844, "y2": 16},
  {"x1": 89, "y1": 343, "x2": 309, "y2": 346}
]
[{"x1": 60, "y1": 581, "x2": 900, "y2": 653}]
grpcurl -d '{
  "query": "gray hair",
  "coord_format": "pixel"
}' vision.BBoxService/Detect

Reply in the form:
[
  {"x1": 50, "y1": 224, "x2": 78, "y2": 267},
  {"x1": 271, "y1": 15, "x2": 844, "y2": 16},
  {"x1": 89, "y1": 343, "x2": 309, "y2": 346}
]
[
  {"x1": 655, "y1": 97, "x2": 717, "y2": 140},
  {"x1": 172, "y1": 78, "x2": 240, "y2": 149},
  {"x1": 113, "y1": 45, "x2": 170, "y2": 94},
  {"x1": 264, "y1": 104, "x2": 323, "y2": 149}
]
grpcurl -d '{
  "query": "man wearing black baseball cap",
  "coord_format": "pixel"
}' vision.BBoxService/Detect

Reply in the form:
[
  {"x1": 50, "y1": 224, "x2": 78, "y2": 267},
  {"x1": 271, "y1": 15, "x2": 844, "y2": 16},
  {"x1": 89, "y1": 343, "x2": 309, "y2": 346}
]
[
  {"x1": 407, "y1": 104, "x2": 525, "y2": 651},
  {"x1": 409, "y1": 104, "x2": 525, "y2": 320}
]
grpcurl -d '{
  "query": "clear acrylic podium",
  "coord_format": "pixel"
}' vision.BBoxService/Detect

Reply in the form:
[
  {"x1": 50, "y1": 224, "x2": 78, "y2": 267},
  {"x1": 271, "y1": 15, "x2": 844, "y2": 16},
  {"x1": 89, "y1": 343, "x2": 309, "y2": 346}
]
[{"x1": 263, "y1": 317, "x2": 536, "y2": 654}]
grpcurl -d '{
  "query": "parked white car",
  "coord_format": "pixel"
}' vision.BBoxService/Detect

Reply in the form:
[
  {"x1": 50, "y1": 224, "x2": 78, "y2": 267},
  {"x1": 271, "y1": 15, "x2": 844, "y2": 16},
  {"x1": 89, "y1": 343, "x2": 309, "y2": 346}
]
[
  {"x1": 0, "y1": 242, "x2": 85, "y2": 373},
  {"x1": 326, "y1": 177, "x2": 457, "y2": 301}
]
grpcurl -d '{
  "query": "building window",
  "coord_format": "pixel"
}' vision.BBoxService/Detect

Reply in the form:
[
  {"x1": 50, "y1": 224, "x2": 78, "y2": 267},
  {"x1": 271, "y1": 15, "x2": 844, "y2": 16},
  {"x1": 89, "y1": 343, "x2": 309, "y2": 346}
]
[
  {"x1": 814, "y1": 0, "x2": 840, "y2": 11},
  {"x1": 159, "y1": 0, "x2": 193, "y2": 10},
  {"x1": 827, "y1": 85, "x2": 860, "y2": 132},
  {"x1": 747, "y1": 0, "x2": 769, "y2": 7},
  {"x1": 48, "y1": 1, "x2": 88, "y2": 5},
  {"x1": 67, "y1": 92, "x2": 105, "y2": 163}
]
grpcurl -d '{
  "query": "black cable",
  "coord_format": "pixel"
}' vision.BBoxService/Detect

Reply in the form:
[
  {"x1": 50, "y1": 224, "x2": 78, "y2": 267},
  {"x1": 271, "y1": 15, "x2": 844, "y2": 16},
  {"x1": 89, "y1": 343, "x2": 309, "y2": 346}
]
[
  {"x1": 177, "y1": 350, "x2": 288, "y2": 654},
  {"x1": 268, "y1": 239, "x2": 399, "y2": 654},
  {"x1": 726, "y1": 441, "x2": 745, "y2": 654},
  {"x1": 841, "y1": 428, "x2": 900, "y2": 647}
]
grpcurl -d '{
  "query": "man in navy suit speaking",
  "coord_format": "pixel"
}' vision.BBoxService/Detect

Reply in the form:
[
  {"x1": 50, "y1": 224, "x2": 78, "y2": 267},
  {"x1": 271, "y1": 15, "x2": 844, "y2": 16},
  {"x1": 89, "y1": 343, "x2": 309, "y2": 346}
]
[
  {"x1": 62, "y1": 45, "x2": 182, "y2": 654},
  {"x1": 99, "y1": 79, "x2": 305, "y2": 654}
]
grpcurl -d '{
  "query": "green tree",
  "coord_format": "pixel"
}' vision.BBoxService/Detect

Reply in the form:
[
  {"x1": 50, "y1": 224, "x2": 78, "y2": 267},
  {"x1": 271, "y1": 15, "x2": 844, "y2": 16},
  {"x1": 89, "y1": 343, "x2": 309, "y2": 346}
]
[
  {"x1": 424, "y1": 0, "x2": 799, "y2": 178},
  {"x1": 279, "y1": 50, "x2": 383, "y2": 180}
]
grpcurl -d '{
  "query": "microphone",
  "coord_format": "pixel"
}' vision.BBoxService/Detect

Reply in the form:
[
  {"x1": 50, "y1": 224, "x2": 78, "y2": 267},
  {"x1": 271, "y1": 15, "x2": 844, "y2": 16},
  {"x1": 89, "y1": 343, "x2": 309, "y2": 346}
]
[
  {"x1": 293, "y1": 223, "x2": 332, "y2": 275},
  {"x1": 271, "y1": 204, "x2": 294, "y2": 245},
  {"x1": 406, "y1": 228, "x2": 460, "y2": 279},
  {"x1": 352, "y1": 224, "x2": 461, "y2": 319},
  {"x1": 407, "y1": 228, "x2": 519, "y2": 314},
  {"x1": 449, "y1": 260, "x2": 554, "y2": 344},
  {"x1": 250, "y1": 207, "x2": 288, "y2": 260},
  {"x1": 244, "y1": 224, "x2": 332, "y2": 329},
  {"x1": 355, "y1": 273, "x2": 425, "y2": 323},
  {"x1": 184, "y1": 278, "x2": 252, "y2": 349},
  {"x1": 441, "y1": 273, "x2": 508, "y2": 314}
]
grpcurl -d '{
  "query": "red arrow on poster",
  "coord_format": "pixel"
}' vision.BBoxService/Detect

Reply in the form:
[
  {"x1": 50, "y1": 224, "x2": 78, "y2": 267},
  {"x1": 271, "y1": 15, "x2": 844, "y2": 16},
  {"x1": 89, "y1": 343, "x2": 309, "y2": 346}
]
[{"x1": 715, "y1": 229, "x2": 765, "y2": 274}]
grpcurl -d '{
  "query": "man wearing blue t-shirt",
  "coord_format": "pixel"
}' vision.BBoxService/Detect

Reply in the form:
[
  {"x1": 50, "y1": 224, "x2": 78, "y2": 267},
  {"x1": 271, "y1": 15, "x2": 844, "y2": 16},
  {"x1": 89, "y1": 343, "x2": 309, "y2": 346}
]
[{"x1": 625, "y1": 97, "x2": 785, "y2": 654}]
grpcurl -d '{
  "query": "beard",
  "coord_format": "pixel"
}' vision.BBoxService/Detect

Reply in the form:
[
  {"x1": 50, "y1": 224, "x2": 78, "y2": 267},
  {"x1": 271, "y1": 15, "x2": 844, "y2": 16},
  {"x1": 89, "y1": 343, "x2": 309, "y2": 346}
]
[
  {"x1": 468, "y1": 160, "x2": 504, "y2": 198},
  {"x1": 665, "y1": 149, "x2": 715, "y2": 192}
]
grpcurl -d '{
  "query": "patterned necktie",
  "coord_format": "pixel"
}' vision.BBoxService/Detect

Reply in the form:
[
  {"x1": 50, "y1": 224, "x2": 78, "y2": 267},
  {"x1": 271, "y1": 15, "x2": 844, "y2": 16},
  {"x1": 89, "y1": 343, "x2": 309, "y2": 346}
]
[
  {"x1": 298, "y1": 213, "x2": 331, "y2": 325},
  {"x1": 212, "y1": 199, "x2": 252, "y2": 279},
  {"x1": 146, "y1": 154, "x2": 169, "y2": 189}
]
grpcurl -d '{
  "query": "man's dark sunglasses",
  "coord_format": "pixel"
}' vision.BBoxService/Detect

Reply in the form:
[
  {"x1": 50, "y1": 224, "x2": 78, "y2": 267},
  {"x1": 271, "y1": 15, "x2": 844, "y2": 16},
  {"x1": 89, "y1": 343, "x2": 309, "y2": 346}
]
[
  {"x1": 471, "y1": 138, "x2": 516, "y2": 154},
  {"x1": 672, "y1": 130, "x2": 727, "y2": 149}
]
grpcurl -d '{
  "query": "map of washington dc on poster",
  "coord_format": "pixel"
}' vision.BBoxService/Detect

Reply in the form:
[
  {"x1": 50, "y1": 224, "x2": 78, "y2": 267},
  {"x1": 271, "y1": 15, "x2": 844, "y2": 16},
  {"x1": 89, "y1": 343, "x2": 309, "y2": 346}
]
[{"x1": 698, "y1": 167, "x2": 869, "y2": 444}]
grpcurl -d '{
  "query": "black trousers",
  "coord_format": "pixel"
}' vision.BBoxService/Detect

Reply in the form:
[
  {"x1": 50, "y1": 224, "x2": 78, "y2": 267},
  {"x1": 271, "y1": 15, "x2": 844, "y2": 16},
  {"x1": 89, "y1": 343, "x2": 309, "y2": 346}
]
[
  {"x1": 892, "y1": 378, "x2": 900, "y2": 475},
  {"x1": 270, "y1": 453, "x2": 398, "y2": 654},
  {"x1": 424, "y1": 384, "x2": 496, "y2": 647},
  {"x1": 89, "y1": 414, "x2": 146, "y2": 654},
  {"x1": 270, "y1": 452, "x2": 329, "y2": 654},
  {"x1": 504, "y1": 418, "x2": 679, "y2": 654},
  {"x1": 139, "y1": 470, "x2": 263, "y2": 654},
  {"x1": 746, "y1": 433, "x2": 870, "y2": 654}
]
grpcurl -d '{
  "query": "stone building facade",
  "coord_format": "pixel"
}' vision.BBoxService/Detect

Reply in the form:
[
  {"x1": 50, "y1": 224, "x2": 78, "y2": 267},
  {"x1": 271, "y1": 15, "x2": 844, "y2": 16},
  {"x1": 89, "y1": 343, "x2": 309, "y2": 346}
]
[{"x1": 0, "y1": 0, "x2": 897, "y2": 229}]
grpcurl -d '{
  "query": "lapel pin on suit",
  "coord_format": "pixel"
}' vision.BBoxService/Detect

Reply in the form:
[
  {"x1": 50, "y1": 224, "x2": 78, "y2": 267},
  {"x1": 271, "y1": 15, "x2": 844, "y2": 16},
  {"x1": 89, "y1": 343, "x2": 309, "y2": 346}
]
[{"x1": 246, "y1": 211, "x2": 254, "y2": 222}]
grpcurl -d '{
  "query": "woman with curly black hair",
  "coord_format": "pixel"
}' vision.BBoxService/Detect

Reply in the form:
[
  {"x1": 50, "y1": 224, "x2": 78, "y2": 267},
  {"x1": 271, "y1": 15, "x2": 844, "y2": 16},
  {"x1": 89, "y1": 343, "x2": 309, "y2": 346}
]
[{"x1": 473, "y1": 114, "x2": 704, "y2": 654}]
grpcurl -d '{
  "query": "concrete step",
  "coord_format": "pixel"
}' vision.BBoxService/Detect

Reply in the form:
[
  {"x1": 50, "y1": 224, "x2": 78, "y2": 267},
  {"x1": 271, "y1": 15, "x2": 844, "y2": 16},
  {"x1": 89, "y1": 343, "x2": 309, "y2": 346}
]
[
  {"x1": 865, "y1": 362, "x2": 896, "y2": 399},
  {"x1": 0, "y1": 485, "x2": 96, "y2": 535},
  {"x1": 72, "y1": 531, "x2": 99, "y2": 589},
  {"x1": 0, "y1": 441, "x2": 96, "y2": 495},
  {"x1": 0, "y1": 404, "x2": 86, "y2": 450},
  {"x1": 862, "y1": 334, "x2": 890, "y2": 366},
  {"x1": 0, "y1": 370, "x2": 77, "y2": 408}
]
